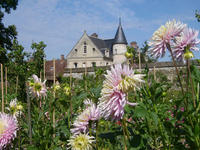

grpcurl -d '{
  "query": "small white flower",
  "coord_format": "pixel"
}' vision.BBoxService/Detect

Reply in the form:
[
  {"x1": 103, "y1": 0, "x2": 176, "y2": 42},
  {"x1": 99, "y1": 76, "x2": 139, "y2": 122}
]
[{"x1": 67, "y1": 133, "x2": 95, "y2": 150}]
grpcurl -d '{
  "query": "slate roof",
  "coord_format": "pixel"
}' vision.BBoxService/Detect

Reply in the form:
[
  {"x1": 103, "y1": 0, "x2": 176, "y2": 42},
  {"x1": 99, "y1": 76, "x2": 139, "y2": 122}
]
[
  {"x1": 88, "y1": 19, "x2": 127, "y2": 57},
  {"x1": 113, "y1": 19, "x2": 128, "y2": 44},
  {"x1": 89, "y1": 36, "x2": 115, "y2": 57}
]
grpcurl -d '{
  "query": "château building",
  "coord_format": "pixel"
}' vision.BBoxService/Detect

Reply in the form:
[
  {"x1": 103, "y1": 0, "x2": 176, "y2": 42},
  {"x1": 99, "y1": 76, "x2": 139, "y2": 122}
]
[{"x1": 66, "y1": 19, "x2": 128, "y2": 68}]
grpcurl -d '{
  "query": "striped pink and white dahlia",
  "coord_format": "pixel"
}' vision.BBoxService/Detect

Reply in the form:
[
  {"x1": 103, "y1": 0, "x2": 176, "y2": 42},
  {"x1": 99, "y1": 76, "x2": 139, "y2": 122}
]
[
  {"x1": 71, "y1": 102, "x2": 100, "y2": 135},
  {"x1": 173, "y1": 27, "x2": 200, "y2": 61},
  {"x1": 149, "y1": 20, "x2": 186, "y2": 58},
  {"x1": 0, "y1": 113, "x2": 18, "y2": 149},
  {"x1": 28, "y1": 74, "x2": 47, "y2": 98},
  {"x1": 98, "y1": 64, "x2": 144, "y2": 121}
]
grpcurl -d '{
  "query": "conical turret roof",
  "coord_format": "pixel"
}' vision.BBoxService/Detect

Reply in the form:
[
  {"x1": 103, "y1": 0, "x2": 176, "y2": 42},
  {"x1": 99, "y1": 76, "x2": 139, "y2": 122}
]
[{"x1": 113, "y1": 18, "x2": 127, "y2": 44}]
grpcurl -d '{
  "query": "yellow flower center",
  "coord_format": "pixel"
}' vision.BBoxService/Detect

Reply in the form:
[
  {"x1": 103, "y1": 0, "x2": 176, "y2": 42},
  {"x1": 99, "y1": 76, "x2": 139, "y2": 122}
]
[
  {"x1": 119, "y1": 75, "x2": 134, "y2": 92},
  {"x1": 64, "y1": 86, "x2": 71, "y2": 96},
  {"x1": 34, "y1": 83, "x2": 42, "y2": 91},
  {"x1": 17, "y1": 105, "x2": 23, "y2": 110},
  {"x1": 153, "y1": 25, "x2": 167, "y2": 39},
  {"x1": 0, "y1": 120, "x2": 6, "y2": 136},
  {"x1": 74, "y1": 135, "x2": 90, "y2": 149}
]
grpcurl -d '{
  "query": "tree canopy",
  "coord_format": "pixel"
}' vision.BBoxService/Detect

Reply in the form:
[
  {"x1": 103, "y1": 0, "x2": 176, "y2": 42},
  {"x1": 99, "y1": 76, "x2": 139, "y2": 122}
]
[{"x1": 0, "y1": 0, "x2": 18, "y2": 64}]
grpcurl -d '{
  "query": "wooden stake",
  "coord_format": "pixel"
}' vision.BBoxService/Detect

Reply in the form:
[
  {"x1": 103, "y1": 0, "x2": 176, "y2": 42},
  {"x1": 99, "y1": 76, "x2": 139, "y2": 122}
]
[
  {"x1": 44, "y1": 59, "x2": 46, "y2": 80},
  {"x1": 5, "y1": 67, "x2": 7, "y2": 104},
  {"x1": 84, "y1": 63, "x2": 87, "y2": 91},
  {"x1": 69, "y1": 68, "x2": 72, "y2": 125},
  {"x1": 70, "y1": 68, "x2": 72, "y2": 88},
  {"x1": 153, "y1": 66, "x2": 156, "y2": 81},
  {"x1": 40, "y1": 71, "x2": 42, "y2": 81},
  {"x1": 53, "y1": 59, "x2": 56, "y2": 137},
  {"x1": 27, "y1": 86, "x2": 32, "y2": 144},
  {"x1": 1, "y1": 64, "x2": 4, "y2": 112},
  {"x1": 138, "y1": 50, "x2": 141, "y2": 72},
  {"x1": 16, "y1": 76, "x2": 18, "y2": 95}
]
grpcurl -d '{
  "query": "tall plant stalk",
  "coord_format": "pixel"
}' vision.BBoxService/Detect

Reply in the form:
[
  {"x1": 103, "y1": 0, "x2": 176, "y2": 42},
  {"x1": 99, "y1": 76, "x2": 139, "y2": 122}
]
[
  {"x1": 26, "y1": 86, "x2": 32, "y2": 144},
  {"x1": 187, "y1": 60, "x2": 196, "y2": 108},
  {"x1": 1, "y1": 64, "x2": 4, "y2": 112},
  {"x1": 122, "y1": 118, "x2": 128, "y2": 150},
  {"x1": 166, "y1": 44, "x2": 184, "y2": 94}
]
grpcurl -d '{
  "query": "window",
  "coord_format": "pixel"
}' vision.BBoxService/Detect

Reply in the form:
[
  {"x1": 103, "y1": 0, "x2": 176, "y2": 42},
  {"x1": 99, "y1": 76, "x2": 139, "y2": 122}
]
[
  {"x1": 74, "y1": 63, "x2": 78, "y2": 68},
  {"x1": 106, "y1": 62, "x2": 109, "y2": 66},
  {"x1": 84, "y1": 46, "x2": 87, "y2": 53},
  {"x1": 82, "y1": 62, "x2": 86, "y2": 67},
  {"x1": 92, "y1": 62, "x2": 96, "y2": 67},
  {"x1": 75, "y1": 49, "x2": 77, "y2": 52},
  {"x1": 93, "y1": 48, "x2": 95, "y2": 51},
  {"x1": 115, "y1": 49, "x2": 117, "y2": 54},
  {"x1": 84, "y1": 41, "x2": 87, "y2": 53}
]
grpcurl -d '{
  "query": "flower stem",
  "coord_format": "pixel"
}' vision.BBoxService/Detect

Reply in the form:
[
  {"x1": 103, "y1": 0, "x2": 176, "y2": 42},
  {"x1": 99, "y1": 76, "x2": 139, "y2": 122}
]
[
  {"x1": 187, "y1": 60, "x2": 196, "y2": 108},
  {"x1": 166, "y1": 44, "x2": 184, "y2": 94},
  {"x1": 122, "y1": 118, "x2": 128, "y2": 150},
  {"x1": 153, "y1": 105, "x2": 168, "y2": 149},
  {"x1": 26, "y1": 86, "x2": 32, "y2": 145},
  {"x1": 96, "y1": 120, "x2": 98, "y2": 149}
]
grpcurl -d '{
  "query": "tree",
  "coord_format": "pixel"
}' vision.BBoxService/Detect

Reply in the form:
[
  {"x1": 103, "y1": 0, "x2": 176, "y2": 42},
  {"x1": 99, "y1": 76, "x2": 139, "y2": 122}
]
[
  {"x1": 8, "y1": 39, "x2": 30, "y2": 101},
  {"x1": 140, "y1": 41, "x2": 156, "y2": 63},
  {"x1": 126, "y1": 41, "x2": 156, "y2": 64},
  {"x1": 0, "y1": 0, "x2": 18, "y2": 64},
  {"x1": 31, "y1": 41, "x2": 46, "y2": 76},
  {"x1": 195, "y1": 10, "x2": 200, "y2": 22}
]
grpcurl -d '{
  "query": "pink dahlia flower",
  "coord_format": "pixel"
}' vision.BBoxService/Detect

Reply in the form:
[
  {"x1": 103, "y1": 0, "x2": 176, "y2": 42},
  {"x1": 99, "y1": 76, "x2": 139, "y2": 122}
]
[
  {"x1": 98, "y1": 64, "x2": 143, "y2": 121},
  {"x1": 149, "y1": 20, "x2": 186, "y2": 58},
  {"x1": 71, "y1": 102, "x2": 100, "y2": 135},
  {"x1": 28, "y1": 74, "x2": 47, "y2": 98},
  {"x1": 172, "y1": 27, "x2": 200, "y2": 61},
  {"x1": 0, "y1": 113, "x2": 18, "y2": 149}
]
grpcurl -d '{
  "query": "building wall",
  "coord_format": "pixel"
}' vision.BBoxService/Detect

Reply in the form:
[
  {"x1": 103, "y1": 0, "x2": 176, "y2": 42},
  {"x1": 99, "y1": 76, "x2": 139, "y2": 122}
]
[
  {"x1": 67, "y1": 57, "x2": 112, "y2": 68},
  {"x1": 113, "y1": 44, "x2": 127, "y2": 64},
  {"x1": 67, "y1": 33, "x2": 113, "y2": 68}
]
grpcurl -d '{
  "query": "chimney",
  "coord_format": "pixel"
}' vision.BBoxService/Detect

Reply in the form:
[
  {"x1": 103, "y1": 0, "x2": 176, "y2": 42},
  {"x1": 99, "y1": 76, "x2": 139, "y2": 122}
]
[
  {"x1": 91, "y1": 33, "x2": 98, "y2": 38},
  {"x1": 130, "y1": 41, "x2": 138, "y2": 49},
  {"x1": 60, "y1": 54, "x2": 65, "y2": 60}
]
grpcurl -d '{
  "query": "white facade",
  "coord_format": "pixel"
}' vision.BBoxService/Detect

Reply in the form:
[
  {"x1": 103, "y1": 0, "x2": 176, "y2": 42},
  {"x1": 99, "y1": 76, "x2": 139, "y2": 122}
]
[
  {"x1": 66, "y1": 20, "x2": 128, "y2": 68},
  {"x1": 113, "y1": 44, "x2": 127, "y2": 64},
  {"x1": 66, "y1": 32, "x2": 113, "y2": 68}
]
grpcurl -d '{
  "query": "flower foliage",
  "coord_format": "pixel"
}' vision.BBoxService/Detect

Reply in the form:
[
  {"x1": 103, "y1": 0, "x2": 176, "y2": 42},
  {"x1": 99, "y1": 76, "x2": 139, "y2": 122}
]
[
  {"x1": 98, "y1": 64, "x2": 144, "y2": 121},
  {"x1": 6, "y1": 98, "x2": 23, "y2": 118},
  {"x1": 149, "y1": 20, "x2": 186, "y2": 58},
  {"x1": 67, "y1": 133, "x2": 95, "y2": 150},
  {"x1": 28, "y1": 74, "x2": 47, "y2": 98},
  {"x1": 0, "y1": 113, "x2": 18, "y2": 149},
  {"x1": 173, "y1": 27, "x2": 200, "y2": 61},
  {"x1": 71, "y1": 100, "x2": 100, "y2": 135}
]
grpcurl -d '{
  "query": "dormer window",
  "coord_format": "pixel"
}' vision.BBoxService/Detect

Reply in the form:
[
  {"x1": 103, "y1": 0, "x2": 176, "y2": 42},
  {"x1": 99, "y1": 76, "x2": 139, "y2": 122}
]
[
  {"x1": 84, "y1": 41, "x2": 87, "y2": 53},
  {"x1": 93, "y1": 48, "x2": 95, "y2": 51},
  {"x1": 74, "y1": 62, "x2": 78, "y2": 68},
  {"x1": 75, "y1": 49, "x2": 77, "y2": 52},
  {"x1": 92, "y1": 62, "x2": 96, "y2": 67}
]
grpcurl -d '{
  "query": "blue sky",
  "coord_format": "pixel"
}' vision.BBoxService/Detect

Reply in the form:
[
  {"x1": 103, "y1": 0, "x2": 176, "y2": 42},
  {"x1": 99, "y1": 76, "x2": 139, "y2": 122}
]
[{"x1": 3, "y1": 0, "x2": 200, "y2": 61}]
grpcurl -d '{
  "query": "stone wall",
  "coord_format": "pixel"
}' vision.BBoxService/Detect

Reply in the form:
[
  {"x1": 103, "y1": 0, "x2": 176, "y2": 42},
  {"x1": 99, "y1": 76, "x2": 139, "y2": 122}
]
[{"x1": 62, "y1": 60, "x2": 200, "y2": 80}]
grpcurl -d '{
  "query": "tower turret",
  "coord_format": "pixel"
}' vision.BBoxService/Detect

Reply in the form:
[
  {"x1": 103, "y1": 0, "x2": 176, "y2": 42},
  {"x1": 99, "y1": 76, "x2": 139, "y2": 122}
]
[{"x1": 113, "y1": 18, "x2": 127, "y2": 64}]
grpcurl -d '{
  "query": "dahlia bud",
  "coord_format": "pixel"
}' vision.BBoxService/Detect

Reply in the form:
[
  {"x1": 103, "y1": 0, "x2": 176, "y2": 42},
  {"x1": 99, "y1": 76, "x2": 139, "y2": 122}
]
[
  {"x1": 17, "y1": 104, "x2": 23, "y2": 111},
  {"x1": 184, "y1": 51, "x2": 194, "y2": 59},
  {"x1": 125, "y1": 52, "x2": 133, "y2": 59}
]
